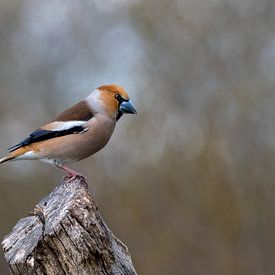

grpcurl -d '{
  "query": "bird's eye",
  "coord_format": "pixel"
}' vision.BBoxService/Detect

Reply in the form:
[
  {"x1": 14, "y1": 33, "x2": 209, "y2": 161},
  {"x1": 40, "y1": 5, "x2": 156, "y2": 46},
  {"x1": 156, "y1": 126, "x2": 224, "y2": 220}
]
[{"x1": 115, "y1": 94, "x2": 122, "y2": 101}]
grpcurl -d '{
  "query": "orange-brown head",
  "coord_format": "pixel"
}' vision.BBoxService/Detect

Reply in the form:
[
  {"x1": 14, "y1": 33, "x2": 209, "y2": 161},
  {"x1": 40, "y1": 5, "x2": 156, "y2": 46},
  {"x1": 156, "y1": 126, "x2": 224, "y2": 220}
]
[{"x1": 86, "y1": 84, "x2": 137, "y2": 120}]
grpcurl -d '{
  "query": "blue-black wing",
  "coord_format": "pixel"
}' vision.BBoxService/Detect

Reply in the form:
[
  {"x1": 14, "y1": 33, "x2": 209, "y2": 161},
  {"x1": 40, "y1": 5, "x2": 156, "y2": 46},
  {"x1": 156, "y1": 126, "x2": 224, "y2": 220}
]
[{"x1": 7, "y1": 125, "x2": 86, "y2": 152}]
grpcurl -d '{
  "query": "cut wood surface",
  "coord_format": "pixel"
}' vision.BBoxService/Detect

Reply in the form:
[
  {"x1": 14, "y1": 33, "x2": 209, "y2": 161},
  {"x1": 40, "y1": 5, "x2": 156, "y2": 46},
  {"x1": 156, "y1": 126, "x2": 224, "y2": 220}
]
[{"x1": 2, "y1": 176, "x2": 137, "y2": 275}]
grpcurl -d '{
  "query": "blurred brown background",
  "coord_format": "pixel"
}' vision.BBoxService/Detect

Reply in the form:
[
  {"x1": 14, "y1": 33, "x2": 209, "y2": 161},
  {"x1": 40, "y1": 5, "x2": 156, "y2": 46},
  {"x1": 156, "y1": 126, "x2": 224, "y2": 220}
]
[{"x1": 0, "y1": 0, "x2": 275, "y2": 274}]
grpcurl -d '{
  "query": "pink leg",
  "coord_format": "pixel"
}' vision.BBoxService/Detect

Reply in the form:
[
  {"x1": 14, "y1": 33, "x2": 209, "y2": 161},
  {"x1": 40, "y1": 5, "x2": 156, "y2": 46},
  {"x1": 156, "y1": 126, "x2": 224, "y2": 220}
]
[
  {"x1": 59, "y1": 165, "x2": 80, "y2": 177},
  {"x1": 55, "y1": 163, "x2": 83, "y2": 181}
]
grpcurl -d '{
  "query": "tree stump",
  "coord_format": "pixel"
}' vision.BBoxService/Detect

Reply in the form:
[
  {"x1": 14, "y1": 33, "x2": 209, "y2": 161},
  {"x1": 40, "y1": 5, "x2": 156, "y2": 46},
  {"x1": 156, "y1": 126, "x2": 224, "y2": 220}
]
[{"x1": 1, "y1": 177, "x2": 137, "y2": 275}]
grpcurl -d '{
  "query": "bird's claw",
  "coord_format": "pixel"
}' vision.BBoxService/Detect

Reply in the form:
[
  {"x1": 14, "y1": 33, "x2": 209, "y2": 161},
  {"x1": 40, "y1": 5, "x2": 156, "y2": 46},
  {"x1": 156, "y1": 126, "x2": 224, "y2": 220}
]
[{"x1": 64, "y1": 173, "x2": 87, "y2": 183}]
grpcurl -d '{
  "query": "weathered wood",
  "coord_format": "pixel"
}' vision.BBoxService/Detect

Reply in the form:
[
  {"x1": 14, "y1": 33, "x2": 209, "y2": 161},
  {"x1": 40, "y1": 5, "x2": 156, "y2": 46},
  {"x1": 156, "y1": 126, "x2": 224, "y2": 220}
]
[{"x1": 2, "y1": 177, "x2": 137, "y2": 275}]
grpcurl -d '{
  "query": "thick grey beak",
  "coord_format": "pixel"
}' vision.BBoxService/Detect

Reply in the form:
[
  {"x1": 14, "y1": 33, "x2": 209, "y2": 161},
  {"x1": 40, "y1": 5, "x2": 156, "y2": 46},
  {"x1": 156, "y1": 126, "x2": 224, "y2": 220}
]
[{"x1": 119, "y1": 100, "x2": 137, "y2": 114}]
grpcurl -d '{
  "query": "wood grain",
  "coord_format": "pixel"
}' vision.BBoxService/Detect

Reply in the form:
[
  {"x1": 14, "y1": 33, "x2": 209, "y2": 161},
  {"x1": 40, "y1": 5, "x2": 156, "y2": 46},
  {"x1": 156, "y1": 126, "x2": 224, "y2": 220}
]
[{"x1": 2, "y1": 177, "x2": 137, "y2": 275}]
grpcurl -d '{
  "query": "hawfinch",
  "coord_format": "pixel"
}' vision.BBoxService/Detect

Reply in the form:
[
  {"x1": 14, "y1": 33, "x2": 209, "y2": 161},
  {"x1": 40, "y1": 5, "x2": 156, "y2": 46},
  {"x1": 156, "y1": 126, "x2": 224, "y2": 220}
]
[{"x1": 0, "y1": 84, "x2": 137, "y2": 178}]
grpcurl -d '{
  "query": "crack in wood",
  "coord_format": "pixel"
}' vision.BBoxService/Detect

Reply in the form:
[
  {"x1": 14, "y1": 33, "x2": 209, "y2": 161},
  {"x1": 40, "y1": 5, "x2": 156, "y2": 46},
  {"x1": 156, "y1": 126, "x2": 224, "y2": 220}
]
[
  {"x1": 52, "y1": 229, "x2": 79, "y2": 271},
  {"x1": 2, "y1": 177, "x2": 137, "y2": 275}
]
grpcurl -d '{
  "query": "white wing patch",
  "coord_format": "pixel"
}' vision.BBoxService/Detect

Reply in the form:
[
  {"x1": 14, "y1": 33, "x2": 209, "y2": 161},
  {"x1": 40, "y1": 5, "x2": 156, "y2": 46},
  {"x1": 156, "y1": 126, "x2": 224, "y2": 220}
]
[{"x1": 43, "y1": 121, "x2": 88, "y2": 131}]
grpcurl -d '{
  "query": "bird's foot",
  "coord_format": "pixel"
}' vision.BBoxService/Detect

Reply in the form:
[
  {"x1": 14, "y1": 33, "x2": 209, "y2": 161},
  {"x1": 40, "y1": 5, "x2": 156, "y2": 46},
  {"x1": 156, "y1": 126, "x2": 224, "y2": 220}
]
[
  {"x1": 58, "y1": 164, "x2": 87, "y2": 182},
  {"x1": 64, "y1": 172, "x2": 87, "y2": 183}
]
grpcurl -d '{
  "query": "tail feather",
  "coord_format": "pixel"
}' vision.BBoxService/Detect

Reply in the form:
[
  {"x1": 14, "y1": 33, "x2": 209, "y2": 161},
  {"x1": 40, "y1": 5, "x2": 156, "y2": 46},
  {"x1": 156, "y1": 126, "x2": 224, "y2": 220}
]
[
  {"x1": 0, "y1": 155, "x2": 15, "y2": 164},
  {"x1": 0, "y1": 147, "x2": 28, "y2": 164}
]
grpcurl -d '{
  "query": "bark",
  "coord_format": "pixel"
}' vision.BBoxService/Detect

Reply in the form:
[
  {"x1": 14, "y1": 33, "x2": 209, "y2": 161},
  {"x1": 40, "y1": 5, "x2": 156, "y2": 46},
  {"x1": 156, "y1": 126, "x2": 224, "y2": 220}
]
[{"x1": 2, "y1": 177, "x2": 137, "y2": 275}]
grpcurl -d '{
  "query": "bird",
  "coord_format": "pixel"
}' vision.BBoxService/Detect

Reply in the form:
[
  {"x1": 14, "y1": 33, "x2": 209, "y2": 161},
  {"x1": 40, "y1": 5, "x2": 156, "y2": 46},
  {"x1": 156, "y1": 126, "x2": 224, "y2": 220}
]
[{"x1": 0, "y1": 84, "x2": 137, "y2": 179}]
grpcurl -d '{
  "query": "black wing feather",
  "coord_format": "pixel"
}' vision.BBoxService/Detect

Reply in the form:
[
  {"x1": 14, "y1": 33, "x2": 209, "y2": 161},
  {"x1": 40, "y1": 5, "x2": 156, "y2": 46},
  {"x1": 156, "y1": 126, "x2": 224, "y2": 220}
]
[{"x1": 7, "y1": 125, "x2": 86, "y2": 152}]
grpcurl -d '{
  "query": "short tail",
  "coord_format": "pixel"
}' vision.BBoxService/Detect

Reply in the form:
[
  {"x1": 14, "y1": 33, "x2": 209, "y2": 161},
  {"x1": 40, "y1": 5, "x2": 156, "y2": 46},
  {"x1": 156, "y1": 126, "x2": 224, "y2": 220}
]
[
  {"x1": 0, "y1": 155, "x2": 15, "y2": 164},
  {"x1": 0, "y1": 147, "x2": 28, "y2": 164}
]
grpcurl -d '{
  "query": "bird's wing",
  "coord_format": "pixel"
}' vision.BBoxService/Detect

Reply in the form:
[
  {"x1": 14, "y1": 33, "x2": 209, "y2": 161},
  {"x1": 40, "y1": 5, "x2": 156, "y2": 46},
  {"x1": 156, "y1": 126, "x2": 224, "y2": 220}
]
[
  {"x1": 7, "y1": 120, "x2": 88, "y2": 152},
  {"x1": 54, "y1": 100, "x2": 94, "y2": 121},
  {"x1": 7, "y1": 99, "x2": 94, "y2": 152}
]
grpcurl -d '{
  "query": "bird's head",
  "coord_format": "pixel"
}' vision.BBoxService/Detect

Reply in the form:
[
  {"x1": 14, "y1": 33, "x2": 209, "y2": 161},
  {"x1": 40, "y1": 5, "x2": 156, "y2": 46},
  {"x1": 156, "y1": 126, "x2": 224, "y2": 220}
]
[{"x1": 87, "y1": 84, "x2": 137, "y2": 120}]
